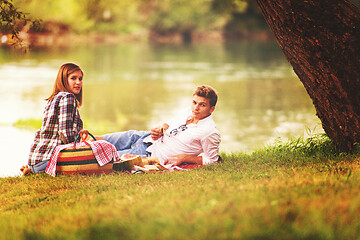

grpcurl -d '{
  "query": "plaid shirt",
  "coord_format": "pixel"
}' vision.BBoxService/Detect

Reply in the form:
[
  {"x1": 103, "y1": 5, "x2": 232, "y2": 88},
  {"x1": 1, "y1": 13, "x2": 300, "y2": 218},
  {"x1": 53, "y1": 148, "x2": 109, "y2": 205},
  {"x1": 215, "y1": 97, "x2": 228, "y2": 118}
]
[{"x1": 28, "y1": 92, "x2": 83, "y2": 166}]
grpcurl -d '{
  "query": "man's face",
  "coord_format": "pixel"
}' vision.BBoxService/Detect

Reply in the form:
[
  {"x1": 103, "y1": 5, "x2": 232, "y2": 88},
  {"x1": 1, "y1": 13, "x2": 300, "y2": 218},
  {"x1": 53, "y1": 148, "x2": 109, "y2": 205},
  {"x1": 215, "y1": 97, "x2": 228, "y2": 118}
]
[{"x1": 191, "y1": 95, "x2": 215, "y2": 121}]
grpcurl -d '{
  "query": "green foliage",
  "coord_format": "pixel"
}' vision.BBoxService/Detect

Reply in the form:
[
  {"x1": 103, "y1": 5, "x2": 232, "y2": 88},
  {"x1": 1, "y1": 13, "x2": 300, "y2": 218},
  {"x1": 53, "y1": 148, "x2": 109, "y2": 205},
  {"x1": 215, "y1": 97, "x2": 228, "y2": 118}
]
[
  {"x1": 0, "y1": 0, "x2": 40, "y2": 46},
  {"x1": 13, "y1": 0, "x2": 146, "y2": 34},
  {"x1": 260, "y1": 133, "x2": 338, "y2": 159},
  {"x1": 0, "y1": 0, "x2": 27, "y2": 34},
  {"x1": 13, "y1": 0, "x2": 92, "y2": 32},
  {"x1": 11, "y1": 0, "x2": 237, "y2": 36},
  {"x1": 82, "y1": 0, "x2": 143, "y2": 33},
  {"x1": 211, "y1": 0, "x2": 248, "y2": 15},
  {"x1": 145, "y1": 0, "x2": 222, "y2": 35},
  {"x1": 221, "y1": 0, "x2": 270, "y2": 36}
]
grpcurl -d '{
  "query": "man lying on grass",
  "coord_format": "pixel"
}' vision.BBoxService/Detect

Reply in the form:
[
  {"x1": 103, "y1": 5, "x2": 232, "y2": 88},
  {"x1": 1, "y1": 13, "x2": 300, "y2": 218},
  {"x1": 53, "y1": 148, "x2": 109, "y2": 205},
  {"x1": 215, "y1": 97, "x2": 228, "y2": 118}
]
[{"x1": 98, "y1": 85, "x2": 221, "y2": 167}]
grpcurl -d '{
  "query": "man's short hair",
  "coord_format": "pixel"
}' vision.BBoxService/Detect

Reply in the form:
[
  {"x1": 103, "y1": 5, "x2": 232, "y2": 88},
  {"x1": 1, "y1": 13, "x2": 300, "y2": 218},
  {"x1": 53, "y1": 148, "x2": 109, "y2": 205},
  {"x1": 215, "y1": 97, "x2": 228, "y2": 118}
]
[{"x1": 193, "y1": 85, "x2": 218, "y2": 107}]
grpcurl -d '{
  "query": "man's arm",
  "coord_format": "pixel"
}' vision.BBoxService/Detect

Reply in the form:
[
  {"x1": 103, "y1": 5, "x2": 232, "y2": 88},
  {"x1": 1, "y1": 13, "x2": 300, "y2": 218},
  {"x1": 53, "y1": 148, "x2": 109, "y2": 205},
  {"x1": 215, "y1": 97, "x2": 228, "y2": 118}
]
[
  {"x1": 164, "y1": 130, "x2": 221, "y2": 166},
  {"x1": 200, "y1": 131, "x2": 221, "y2": 165},
  {"x1": 164, "y1": 154, "x2": 202, "y2": 166}
]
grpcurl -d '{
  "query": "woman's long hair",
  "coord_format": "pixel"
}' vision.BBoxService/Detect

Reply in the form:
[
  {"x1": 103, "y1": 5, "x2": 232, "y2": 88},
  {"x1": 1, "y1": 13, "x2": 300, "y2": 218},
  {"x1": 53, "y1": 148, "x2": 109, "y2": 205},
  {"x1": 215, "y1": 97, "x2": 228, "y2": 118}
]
[{"x1": 46, "y1": 63, "x2": 84, "y2": 106}]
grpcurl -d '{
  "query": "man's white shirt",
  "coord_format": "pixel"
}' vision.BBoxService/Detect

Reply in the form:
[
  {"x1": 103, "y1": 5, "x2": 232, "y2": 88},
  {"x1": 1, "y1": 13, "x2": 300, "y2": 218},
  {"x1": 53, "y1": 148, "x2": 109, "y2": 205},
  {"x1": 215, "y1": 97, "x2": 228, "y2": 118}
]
[{"x1": 144, "y1": 108, "x2": 221, "y2": 165}]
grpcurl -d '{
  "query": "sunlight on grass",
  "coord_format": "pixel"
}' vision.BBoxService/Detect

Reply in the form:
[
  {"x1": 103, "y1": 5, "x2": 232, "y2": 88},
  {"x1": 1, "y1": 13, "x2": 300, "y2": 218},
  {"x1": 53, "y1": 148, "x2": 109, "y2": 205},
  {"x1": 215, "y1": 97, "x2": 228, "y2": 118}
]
[
  {"x1": 13, "y1": 118, "x2": 42, "y2": 130},
  {"x1": 1, "y1": 136, "x2": 360, "y2": 239},
  {"x1": 13, "y1": 117, "x2": 130, "y2": 136}
]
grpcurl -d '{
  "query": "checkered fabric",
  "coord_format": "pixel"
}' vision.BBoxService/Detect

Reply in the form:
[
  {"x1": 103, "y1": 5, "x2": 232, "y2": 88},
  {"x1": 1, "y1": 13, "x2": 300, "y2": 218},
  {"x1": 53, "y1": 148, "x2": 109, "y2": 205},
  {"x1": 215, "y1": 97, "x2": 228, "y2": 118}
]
[{"x1": 28, "y1": 92, "x2": 83, "y2": 166}]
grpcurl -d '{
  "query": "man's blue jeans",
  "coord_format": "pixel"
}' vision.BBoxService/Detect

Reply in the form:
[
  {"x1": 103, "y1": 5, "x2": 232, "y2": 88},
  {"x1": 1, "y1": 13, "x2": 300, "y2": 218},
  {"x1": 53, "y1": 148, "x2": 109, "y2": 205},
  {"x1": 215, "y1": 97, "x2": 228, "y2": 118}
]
[{"x1": 103, "y1": 130, "x2": 151, "y2": 157}]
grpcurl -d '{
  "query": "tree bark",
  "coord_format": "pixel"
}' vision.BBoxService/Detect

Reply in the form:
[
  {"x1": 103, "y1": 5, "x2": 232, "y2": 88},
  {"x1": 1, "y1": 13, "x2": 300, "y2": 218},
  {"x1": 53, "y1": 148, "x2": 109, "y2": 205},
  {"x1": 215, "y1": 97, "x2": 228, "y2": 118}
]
[{"x1": 256, "y1": 0, "x2": 360, "y2": 151}]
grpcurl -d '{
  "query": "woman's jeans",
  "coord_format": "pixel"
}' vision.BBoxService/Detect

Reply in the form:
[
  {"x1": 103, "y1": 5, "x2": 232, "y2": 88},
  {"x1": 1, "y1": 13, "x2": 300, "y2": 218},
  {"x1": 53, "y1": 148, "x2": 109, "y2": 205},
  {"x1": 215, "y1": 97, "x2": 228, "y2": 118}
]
[
  {"x1": 29, "y1": 160, "x2": 49, "y2": 173},
  {"x1": 103, "y1": 130, "x2": 151, "y2": 157}
]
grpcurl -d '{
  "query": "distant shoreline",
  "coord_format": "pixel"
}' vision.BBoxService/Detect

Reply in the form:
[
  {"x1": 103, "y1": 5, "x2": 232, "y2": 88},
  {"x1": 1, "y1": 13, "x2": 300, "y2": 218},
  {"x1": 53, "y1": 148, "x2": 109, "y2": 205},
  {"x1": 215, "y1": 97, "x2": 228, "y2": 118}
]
[{"x1": 2, "y1": 28, "x2": 274, "y2": 50}]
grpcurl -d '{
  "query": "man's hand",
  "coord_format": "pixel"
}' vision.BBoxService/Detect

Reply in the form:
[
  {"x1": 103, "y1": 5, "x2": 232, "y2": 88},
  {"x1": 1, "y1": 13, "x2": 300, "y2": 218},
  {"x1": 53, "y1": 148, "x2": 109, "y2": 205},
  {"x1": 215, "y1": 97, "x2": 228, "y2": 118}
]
[
  {"x1": 164, "y1": 155, "x2": 186, "y2": 166},
  {"x1": 164, "y1": 154, "x2": 202, "y2": 166},
  {"x1": 150, "y1": 127, "x2": 163, "y2": 141},
  {"x1": 150, "y1": 123, "x2": 169, "y2": 141}
]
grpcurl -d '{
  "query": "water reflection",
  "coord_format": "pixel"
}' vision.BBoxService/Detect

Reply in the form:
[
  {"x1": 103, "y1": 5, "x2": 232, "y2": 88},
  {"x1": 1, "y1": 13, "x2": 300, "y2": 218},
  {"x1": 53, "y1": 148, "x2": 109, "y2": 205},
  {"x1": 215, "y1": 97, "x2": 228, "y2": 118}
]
[{"x1": 0, "y1": 40, "x2": 323, "y2": 177}]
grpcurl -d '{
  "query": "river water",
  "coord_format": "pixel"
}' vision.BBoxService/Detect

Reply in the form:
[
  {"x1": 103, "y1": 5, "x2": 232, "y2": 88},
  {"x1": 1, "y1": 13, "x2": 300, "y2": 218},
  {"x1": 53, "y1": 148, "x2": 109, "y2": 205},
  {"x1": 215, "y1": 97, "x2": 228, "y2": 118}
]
[{"x1": 0, "y1": 40, "x2": 323, "y2": 177}]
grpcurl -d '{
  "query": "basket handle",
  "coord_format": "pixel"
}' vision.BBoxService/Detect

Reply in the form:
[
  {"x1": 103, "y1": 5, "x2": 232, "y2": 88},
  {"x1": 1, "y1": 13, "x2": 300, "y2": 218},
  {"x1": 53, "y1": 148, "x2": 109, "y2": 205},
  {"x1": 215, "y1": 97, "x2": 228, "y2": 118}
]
[{"x1": 73, "y1": 131, "x2": 97, "y2": 148}]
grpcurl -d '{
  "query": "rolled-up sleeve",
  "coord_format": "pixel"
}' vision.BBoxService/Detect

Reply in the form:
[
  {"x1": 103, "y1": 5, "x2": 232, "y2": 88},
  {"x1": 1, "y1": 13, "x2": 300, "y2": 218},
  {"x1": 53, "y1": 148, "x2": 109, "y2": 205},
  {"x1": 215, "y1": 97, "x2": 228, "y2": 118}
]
[{"x1": 201, "y1": 131, "x2": 221, "y2": 165}]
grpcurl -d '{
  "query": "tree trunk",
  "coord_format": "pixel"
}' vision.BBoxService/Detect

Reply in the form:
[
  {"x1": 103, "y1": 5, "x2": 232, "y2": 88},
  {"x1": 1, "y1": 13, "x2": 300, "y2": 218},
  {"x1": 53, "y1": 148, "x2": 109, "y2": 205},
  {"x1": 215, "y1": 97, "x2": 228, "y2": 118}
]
[{"x1": 256, "y1": 0, "x2": 360, "y2": 151}]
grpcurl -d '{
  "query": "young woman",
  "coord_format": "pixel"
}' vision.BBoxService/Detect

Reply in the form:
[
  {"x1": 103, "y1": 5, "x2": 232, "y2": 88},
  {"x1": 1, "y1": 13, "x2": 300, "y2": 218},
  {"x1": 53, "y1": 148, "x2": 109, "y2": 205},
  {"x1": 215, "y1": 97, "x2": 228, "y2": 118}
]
[{"x1": 21, "y1": 63, "x2": 86, "y2": 175}]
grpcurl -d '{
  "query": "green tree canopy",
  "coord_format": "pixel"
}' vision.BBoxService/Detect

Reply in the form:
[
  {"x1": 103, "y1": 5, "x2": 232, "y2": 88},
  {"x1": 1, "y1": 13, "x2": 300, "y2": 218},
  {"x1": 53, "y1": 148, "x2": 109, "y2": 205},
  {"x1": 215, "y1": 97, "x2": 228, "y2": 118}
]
[{"x1": 0, "y1": 0, "x2": 39, "y2": 47}]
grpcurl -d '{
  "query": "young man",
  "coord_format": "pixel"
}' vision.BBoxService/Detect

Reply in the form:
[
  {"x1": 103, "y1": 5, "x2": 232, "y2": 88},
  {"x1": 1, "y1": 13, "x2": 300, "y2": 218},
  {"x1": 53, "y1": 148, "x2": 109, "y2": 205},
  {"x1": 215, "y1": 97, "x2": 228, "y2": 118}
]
[{"x1": 100, "y1": 85, "x2": 221, "y2": 166}]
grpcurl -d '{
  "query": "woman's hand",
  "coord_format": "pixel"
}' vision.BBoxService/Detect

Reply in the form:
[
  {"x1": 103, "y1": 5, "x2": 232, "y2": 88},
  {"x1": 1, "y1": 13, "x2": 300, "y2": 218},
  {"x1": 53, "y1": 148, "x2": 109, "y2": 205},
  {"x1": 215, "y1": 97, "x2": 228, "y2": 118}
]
[{"x1": 78, "y1": 129, "x2": 89, "y2": 140}]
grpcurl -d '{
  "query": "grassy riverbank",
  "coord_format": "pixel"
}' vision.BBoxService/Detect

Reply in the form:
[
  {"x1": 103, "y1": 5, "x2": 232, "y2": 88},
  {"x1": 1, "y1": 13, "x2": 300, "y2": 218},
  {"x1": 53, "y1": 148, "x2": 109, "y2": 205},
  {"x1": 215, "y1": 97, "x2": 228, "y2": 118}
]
[{"x1": 1, "y1": 135, "x2": 360, "y2": 240}]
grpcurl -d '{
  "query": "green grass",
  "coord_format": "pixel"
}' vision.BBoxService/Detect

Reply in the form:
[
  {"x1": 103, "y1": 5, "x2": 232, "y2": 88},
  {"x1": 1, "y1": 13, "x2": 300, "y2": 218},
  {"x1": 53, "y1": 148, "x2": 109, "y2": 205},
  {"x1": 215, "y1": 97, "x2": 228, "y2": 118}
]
[
  {"x1": 12, "y1": 117, "x2": 125, "y2": 134},
  {"x1": 1, "y1": 135, "x2": 360, "y2": 240},
  {"x1": 13, "y1": 118, "x2": 42, "y2": 130}
]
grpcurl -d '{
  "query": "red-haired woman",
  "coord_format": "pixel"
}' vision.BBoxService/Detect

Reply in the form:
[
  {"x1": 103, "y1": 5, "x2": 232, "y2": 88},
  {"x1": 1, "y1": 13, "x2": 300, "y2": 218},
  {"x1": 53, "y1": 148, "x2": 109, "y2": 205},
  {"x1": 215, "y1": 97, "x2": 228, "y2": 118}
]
[{"x1": 21, "y1": 63, "x2": 87, "y2": 175}]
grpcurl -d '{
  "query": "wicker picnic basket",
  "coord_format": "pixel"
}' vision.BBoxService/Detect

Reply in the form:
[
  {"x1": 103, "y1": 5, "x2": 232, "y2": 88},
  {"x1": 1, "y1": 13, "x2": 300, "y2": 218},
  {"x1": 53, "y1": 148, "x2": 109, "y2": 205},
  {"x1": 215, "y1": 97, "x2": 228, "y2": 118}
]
[{"x1": 56, "y1": 132, "x2": 113, "y2": 175}]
